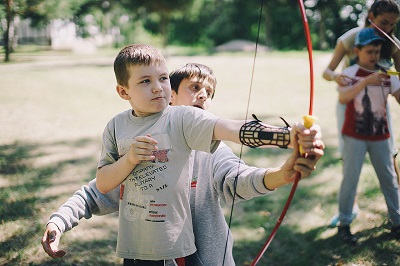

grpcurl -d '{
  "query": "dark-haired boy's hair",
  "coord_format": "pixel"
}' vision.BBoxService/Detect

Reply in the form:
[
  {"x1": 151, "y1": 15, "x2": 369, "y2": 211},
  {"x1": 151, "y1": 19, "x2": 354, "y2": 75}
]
[
  {"x1": 169, "y1": 63, "x2": 217, "y2": 99},
  {"x1": 365, "y1": 0, "x2": 400, "y2": 59},
  {"x1": 114, "y1": 44, "x2": 166, "y2": 87}
]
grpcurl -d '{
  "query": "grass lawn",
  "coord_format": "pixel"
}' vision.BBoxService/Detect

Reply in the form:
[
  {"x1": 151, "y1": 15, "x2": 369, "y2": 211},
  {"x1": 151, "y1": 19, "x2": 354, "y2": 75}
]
[{"x1": 1, "y1": 46, "x2": 400, "y2": 265}]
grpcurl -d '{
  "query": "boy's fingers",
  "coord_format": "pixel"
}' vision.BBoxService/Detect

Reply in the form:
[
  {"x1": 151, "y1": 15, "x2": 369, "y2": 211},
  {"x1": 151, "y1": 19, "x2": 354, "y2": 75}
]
[
  {"x1": 41, "y1": 229, "x2": 67, "y2": 258},
  {"x1": 48, "y1": 229, "x2": 57, "y2": 242}
]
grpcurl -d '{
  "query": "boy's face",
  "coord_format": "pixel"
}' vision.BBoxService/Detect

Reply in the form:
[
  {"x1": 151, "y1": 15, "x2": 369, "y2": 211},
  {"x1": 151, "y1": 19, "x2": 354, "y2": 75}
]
[
  {"x1": 355, "y1": 44, "x2": 382, "y2": 70},
  {"x1": 118, "y1": 62, "x2": 171, "y2": 117},
  {"x1": 170, "y1": 77, "x2": 214, "y2": 111}
]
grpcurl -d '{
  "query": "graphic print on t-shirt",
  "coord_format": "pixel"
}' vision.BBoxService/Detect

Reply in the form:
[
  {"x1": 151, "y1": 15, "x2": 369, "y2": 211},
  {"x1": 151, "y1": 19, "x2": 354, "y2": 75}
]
[
  {"x1": 352, "y1": 83, "x2": 389, "y2": 137},
  {"x1": 118, "y1": 135, "x2": 172, "y2": 223}
]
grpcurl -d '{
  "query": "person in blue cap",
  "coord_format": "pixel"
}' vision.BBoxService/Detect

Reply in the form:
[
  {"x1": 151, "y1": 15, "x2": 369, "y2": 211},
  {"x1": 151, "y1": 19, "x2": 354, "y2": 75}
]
[{"x1": 336, "y1": 27, "x2": 400, "y2": 245}]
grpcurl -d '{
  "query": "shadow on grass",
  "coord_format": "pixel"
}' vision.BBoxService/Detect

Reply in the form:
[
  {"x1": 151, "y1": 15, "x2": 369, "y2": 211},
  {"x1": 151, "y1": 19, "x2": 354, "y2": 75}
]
[
  {"x1": 234, "y1": 223, "x2": 400, "y2": 266},
  {"x1": 0, "y1": 139, "x2": 102, "y2": 264}
]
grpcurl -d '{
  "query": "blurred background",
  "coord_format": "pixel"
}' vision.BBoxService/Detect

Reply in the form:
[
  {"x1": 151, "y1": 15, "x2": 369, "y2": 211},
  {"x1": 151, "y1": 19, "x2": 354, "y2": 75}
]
[{"x1": 1, "y1": 0, "x2": 394, "y2": 62}]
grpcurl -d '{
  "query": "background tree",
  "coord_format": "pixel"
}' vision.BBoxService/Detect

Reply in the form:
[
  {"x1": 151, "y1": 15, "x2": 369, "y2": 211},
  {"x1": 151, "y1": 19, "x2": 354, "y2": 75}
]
[
  {"x1": 3, "y1": 0, "x2": 13, "y2": 62},
  {"x1": 119, "y1": 0, "x2": 195, "y2": 47},
  {"x1": 2, "y1": 0, "x2": 399, "y2": 62}
]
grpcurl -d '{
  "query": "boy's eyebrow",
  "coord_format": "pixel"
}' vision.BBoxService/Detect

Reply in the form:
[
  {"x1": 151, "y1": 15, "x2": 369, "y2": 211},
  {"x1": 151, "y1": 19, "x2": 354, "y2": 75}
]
[{"x1": 137, "y1": 72, "x2": 170, "y2": 79}]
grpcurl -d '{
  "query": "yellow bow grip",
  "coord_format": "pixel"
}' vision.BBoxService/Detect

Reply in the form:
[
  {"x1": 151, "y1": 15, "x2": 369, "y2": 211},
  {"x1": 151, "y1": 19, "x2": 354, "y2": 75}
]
[
  {"x1": 387, "y1": 70, "x2": 400, "y2": 76},
  {"x1": 299, "y1": 115, "x2": 318, "y2": 155}
]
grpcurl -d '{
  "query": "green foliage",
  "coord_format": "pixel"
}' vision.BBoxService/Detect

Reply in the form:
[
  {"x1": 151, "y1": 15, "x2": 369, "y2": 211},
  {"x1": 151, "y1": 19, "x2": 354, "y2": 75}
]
[
  {"x1": 3, "y1": 0, "x2": 400, "y2": 56},
  {"x1": 20, "y1": 0, "x2": 89, "y2": 27}
]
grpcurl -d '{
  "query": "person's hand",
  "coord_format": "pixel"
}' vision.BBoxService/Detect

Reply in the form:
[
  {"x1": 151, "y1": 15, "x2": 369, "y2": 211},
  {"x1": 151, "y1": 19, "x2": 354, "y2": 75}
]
[
  {"x1": 283, "y1": 123, "x2": 324, "y2": 182},
  {"x1": 41, "y1": 222, "x2": 66, "y2": 258},
  {"x1": 290, "y1": 122, "x2": 322, "y2": 154},
  {"x1": 127, "y1": 134, "x2": 158, "y2": 164},
  {"x1": 282, "y1": 137, "x2": 324, "y2": 182},
  {"x1": 364, "y1": 71, "x2": 389, "y2": 86},
  {"x1": 333, "y1": 73, "x2": 353, "y2": 86}
]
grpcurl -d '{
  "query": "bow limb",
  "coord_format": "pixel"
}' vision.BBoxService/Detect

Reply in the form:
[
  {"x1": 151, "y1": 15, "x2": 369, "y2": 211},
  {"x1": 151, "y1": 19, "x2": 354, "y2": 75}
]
[{"x1": 250, "y1": 1, "x2": 315, "y2": 265}]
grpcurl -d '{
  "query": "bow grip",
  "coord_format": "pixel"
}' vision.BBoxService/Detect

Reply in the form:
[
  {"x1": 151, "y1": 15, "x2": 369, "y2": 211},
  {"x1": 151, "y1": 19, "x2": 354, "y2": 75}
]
[{"x1": 299, "y1": 115, "x2": 317, "y2": 156}]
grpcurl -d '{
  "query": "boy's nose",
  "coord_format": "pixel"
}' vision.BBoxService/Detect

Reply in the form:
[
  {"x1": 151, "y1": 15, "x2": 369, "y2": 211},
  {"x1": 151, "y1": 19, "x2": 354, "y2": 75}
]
[
  {"x1": 153, "y1": 84, "x2": 163, "y2": 93},
  {"x1": 197, "y1": 88, "x2": 207, "y2": 100}
]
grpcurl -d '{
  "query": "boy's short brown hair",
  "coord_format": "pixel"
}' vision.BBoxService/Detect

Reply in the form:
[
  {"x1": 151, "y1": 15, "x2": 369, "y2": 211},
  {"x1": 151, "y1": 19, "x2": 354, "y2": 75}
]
[
  {"x1": 169, "y1": 63, "x2": 217, "y2": 98},
  {"x1": 114, "y1": 44, "x2": 166, "y2": 87}
]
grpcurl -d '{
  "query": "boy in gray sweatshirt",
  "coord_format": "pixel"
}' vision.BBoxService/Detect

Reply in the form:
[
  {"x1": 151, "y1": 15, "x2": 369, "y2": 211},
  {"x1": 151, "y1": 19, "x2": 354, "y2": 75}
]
[{"x1": 42, "y1": 63, "x2": 324, "y2": 265}]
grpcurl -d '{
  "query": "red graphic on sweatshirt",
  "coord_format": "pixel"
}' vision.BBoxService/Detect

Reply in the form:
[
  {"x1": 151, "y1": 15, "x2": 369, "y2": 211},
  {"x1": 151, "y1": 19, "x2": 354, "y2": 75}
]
[
  {"x1": 120, "y1": 184, "x2": 125, "y2": 200},
  {"x1": 152, "y1": 149, "x2": 170, "y2": 163},
  {"x1": 191, "y1": 177, "x2": 197, "y2": 188}
]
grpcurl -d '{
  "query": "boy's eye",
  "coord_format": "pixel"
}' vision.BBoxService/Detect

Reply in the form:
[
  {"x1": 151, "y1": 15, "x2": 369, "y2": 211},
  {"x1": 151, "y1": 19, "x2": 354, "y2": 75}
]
[
  {"x1": 140, "y1": 79, "x2": 150, "y2": 84},
  {"x1": 160, "y1": 76, "x2": 169, "y2": 81}
]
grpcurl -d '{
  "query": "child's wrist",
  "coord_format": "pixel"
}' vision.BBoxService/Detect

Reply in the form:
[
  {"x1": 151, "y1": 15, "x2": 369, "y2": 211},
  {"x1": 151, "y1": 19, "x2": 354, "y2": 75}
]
[{"x1": 330, "y1": 72, "x2": 338, "y2": 81}]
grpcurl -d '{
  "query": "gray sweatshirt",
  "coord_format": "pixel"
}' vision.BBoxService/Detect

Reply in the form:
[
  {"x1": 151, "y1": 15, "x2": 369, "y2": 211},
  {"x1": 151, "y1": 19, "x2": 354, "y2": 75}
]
[{"x1": 48, "y1": 142, "x2": 271, "y2": 265}]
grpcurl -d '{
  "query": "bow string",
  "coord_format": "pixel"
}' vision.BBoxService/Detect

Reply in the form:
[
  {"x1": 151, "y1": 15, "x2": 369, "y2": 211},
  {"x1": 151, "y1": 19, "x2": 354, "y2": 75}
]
[{"x1": 249, "y1": 0, "x2": 315, "y2": 265}]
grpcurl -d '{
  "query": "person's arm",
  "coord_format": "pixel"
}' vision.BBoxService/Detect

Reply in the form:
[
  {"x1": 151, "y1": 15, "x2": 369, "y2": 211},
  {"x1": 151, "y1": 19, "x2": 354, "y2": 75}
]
[
  {"x1": 213, "y1": 119, "x2": 293, "y2": 148},
  {"x1": 392, "y1": 50, "x2": 400, "y2": 73},
  {"x1": 213, "y1": 122, "x2": 323, "y2": 204},
  {"x1": 96, "y1": 134, "x2": 157, "y2": 194},
  {"x1": 338, "y1": 72, "x2": 388, "y2": 104},
  {"x1": 323, "y1": 41, "x2": 353, "y2": 86},
  {"x1": 393, "y1": 89, "x2": 400, "y2": 104},
  {"x1": 391, "y1": 35, "x2": 400, "y2": 74},
  {"x1": 263, "y1": 135, "x2": 324, "y2": 190},
  {"x1": 323, "y1": 41, "x2": 346, "y2": 81},
  {"x1": 213, "y1": 117, "x2": 319, "y2": 151},
  {"x1": 41, "y1": 179, "x2": 120, "y2": 258}
]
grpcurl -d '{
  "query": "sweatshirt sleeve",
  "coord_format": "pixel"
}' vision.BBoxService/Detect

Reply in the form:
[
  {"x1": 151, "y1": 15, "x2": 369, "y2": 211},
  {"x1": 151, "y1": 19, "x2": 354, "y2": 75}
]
[
  {"x1": 211, "y1": 143, "x2": 272, "y2": 205},
  {"x1": 47, "y1": 179, "x2": 119, "y2": 233}
]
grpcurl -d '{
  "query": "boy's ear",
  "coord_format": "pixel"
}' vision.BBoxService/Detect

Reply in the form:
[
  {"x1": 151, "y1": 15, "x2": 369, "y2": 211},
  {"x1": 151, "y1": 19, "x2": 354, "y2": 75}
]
[
  {"x1": 170, "y1": 90, "x2": 177, "y2": 105},
  {"x1": 354, "y1": 46, "x2": 360, "y2": 56},
  {"x1": 116, "y1": 85, "x2": 131, "y2": 100}
]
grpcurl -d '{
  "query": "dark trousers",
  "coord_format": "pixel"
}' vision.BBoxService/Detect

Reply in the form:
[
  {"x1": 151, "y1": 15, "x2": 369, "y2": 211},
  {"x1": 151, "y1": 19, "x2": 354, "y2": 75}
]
[
  {"x1": 123, "y1": 259, "x2": 165, "y2": 266},
  {"x1": 123, "y1": 253, "x2": 197, "y2": 266}
]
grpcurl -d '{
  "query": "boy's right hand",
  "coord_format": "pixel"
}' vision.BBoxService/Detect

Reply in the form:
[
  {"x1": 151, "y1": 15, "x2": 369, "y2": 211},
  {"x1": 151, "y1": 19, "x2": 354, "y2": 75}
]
[
  {"x1": 41, "y1": 222, "x2": 66, "y2": 258},
  {"x1": 365, "y1": 71, "x2": 388, "y2": 85},
  {"x1": 128, "y1": 134, "x2": 158, "y2": 164}
]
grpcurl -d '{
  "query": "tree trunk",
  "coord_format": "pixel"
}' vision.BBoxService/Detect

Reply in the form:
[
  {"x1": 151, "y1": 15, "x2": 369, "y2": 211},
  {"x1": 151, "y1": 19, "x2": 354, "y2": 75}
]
[{"x1": 4, "y1": 0, "x2": 14, "y2": 62}]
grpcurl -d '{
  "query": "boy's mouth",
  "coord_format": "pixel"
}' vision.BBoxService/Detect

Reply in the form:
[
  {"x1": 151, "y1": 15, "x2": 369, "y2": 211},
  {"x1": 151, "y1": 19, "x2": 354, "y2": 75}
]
[{"x1": 193, "y1": 104, "x2": 204, "y2": 110}]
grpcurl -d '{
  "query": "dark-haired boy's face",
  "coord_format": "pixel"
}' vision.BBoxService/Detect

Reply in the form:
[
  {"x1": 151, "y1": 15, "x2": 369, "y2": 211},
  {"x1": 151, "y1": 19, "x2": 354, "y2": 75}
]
[{"x1": 170, "y1": 77, "x2": 214, "y2": 111}]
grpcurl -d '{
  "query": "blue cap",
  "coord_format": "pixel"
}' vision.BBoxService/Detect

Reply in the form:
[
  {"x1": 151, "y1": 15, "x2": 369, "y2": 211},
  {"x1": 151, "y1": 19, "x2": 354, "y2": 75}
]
[{"x1": 355, "y1": 28, "x2": 385, "y2": 46}]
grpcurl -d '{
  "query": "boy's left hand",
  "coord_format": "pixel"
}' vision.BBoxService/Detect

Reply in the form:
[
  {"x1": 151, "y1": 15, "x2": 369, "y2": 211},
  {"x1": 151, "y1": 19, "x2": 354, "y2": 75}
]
[
  {"x1": 291, "y1": 122, "x2": 322, "y2": 155},
  {"x1": 283, "y1": 122, "x2": 324, "y2": 182}
]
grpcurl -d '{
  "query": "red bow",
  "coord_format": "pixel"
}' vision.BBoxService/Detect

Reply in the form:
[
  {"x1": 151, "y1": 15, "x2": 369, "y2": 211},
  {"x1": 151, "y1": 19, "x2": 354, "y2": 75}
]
[{"x1": 250, "y1": 0, "x2": 315, "y2": 265}]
